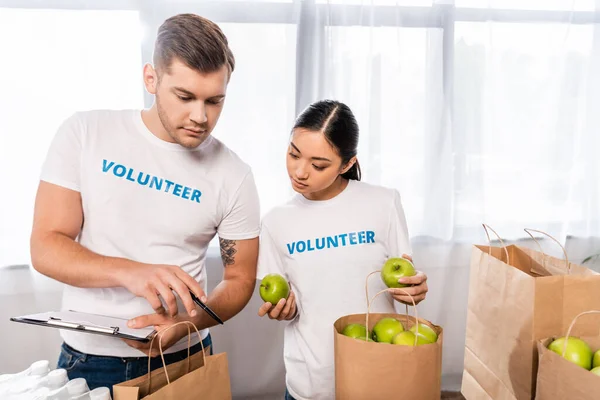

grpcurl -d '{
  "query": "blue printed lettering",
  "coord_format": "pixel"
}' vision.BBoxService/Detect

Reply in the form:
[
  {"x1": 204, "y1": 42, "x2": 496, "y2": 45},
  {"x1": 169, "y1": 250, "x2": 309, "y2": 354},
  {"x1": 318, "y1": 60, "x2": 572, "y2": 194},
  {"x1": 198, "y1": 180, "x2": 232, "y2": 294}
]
[
  {"x1": 173, "y1": 184, "x2": 183, "y2": 197},
  {"x1": 113, "y1": 165, "x2": 126, "y2": 177},
  {"x1": 102, "y1": 160, "x2": 114, "y2": 173},
  {"x1": 327, "y1": 236, "x2": 339, "y2": 248},
  {"x1": 137, "y1": 172, "x2": 149, "y2": 186},
  {"x1": 286, "y1": 231, "x2": 376, "y2": 256},
  {"x1": 191, "y1": 190, "x2": 202, "y2": 203},
  {"x1": 150, "y1": 177, "x2": 163, "y2": 190},
  {"x1": 358, "y1": 231, "x2": 366, "y2": 244},
  {"x1": 100, "y1": 160, "x2": 202, "y2": 204},
  {"x1": 316, "y1": 238, "x2": 325, "y2": 250},
  {"x1": 349, "y1": 232, "x2": 357, "y2": 245},
  {"x1": 297, "y1": 241, "x2": 307, "y2": 253},
  {"x1": 287, "y1": 242, "x2": 296, "y2": 255},
  {"x1": 125, "y1": 168, "x2": 135, "y2": 182},
  {"x1": 367, "y1": 231, "x2": 375, "y2": 243},
  {"x1": 339, "y1": 234, "x2": 348, "y2": 246},
  {"x1": 164, "y1": 180, "x2": 175, "y2": 193}
]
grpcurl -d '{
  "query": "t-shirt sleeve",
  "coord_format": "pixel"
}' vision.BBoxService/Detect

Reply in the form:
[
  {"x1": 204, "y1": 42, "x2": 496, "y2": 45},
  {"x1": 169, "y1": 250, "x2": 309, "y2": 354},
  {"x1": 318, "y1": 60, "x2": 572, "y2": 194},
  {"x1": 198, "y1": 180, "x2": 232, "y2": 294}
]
[
  {"x1": 256, "y1": 221, "x2": 286, "y2": 280},
  {"x1": 217, "y1": 170, "x2": 261, "y2": 240},
  {"x1": 39, "y1": 113, "x2": 84, "y2": 192},
  {"x1": 386, "y1": 189, "x2": 413, "y2": 258}
]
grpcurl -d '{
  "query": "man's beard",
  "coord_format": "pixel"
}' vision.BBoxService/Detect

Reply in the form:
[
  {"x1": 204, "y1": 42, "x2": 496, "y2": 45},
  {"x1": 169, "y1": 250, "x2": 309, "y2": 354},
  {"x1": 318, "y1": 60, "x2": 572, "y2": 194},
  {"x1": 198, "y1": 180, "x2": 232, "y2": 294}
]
[
  {"x1": 155, "y1": 95, "x2": 209, "y2": 149},
  {"x1": 155, "y1": 95, "x2": 179, "y2": 144}
]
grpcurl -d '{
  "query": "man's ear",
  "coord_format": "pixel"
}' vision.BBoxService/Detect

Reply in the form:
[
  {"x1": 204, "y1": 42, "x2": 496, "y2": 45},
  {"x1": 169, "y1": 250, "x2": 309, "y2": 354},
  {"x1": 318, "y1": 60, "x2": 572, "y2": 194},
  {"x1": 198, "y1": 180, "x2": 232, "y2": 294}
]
[
  {"x1": 143, "y1": 63, "x2": 159, "y2": 95},
  {"x1": 341, "y1": 156, "x2": 357, "y2": 174}
]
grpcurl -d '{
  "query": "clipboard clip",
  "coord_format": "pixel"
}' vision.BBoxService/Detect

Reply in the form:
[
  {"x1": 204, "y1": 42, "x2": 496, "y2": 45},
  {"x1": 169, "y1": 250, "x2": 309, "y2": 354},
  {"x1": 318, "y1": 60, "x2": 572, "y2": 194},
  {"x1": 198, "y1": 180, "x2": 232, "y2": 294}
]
[{"x1": 48, "y1": 317, "x2": 119, "y2": 335}]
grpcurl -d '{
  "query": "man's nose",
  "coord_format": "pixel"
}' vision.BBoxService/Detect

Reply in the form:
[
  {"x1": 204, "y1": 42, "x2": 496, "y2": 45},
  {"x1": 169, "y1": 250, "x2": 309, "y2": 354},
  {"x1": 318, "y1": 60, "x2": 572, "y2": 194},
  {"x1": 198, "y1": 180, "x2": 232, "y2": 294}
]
[{"x1": 190, "y1": 103, "x2": 208, "y2": 125}]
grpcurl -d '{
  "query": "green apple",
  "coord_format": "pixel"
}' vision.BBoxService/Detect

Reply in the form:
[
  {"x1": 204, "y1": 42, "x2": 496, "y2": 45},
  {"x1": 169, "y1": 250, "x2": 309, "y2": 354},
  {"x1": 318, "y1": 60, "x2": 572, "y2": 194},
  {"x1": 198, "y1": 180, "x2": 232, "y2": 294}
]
[
  {"x1": 391, "y1": 331, "x2": 430, "y2": 346},
  {"x1": 372, "y1": 318, "x2": 404, "y2": 343},
  {"x1": 259, "y1": 273, "x2": 290, "y2": 305},
  {"x1": 593, "y1": 349, "x2": 600, "y2": 369},
  {"x1": 591, "y1": 367, "x2": 600, "y2": 376},
  {"x1": 548, "y1": 337, "x2": 593, "y2": 370},
  {"x1": 381, "y1": 257, "x2": 416, "y2": 288},
  {"x1": 410, "y1": 323, "x2": 438, "y2": 344},
  {"x1": 342, "y1": 323, "x2": 371, "y2": 341}
]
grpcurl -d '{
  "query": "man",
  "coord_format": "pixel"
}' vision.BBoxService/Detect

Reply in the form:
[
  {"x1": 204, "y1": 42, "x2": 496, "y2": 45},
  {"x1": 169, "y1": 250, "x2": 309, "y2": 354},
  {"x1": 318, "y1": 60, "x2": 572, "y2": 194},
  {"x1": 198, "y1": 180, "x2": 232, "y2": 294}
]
[{"x1": 30, "y1": 13, "x2": 259, "y2": 389}]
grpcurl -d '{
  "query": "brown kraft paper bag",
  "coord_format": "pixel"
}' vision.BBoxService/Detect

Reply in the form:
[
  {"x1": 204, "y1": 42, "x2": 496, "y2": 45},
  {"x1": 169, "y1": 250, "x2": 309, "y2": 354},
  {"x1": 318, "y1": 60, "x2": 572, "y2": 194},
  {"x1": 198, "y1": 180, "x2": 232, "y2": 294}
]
[
  {"x1": 535, "y1": 310, "x2": 600, "y2": 400},
  {"x1": 113, "y1": 321, "x2": 232, "y2": 400},
  {"x1": 462, "y1": 227, "x2": 600, "y2": 400},
  {"x1": 334, "y1": 287, "x2": 443, "y2": 400}
]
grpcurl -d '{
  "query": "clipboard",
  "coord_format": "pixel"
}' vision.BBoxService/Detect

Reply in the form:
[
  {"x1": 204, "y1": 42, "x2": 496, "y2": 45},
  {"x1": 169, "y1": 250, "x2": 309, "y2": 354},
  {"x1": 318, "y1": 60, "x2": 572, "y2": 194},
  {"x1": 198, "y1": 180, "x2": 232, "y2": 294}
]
[{"x1": 10, "y1": 311, "x2": 155, "y2": 342}]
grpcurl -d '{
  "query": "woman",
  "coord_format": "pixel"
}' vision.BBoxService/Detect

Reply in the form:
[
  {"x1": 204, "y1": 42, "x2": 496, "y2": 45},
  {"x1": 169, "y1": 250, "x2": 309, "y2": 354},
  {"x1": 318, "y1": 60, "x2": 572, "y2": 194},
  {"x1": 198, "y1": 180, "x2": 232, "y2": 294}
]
[{"x1": 257, "y1": 100, "x2": 428, "y2": 400}]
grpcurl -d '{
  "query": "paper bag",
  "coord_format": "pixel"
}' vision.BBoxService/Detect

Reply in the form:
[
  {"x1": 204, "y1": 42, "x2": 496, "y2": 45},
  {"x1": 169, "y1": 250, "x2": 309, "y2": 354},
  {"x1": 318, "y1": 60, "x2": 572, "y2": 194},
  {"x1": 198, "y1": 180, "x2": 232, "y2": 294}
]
[
  {"x1": 113, "y1": 322, "x2": 232, "y2": 400},
  {"x1": 461, "y1": 228, "x2": 600, "y2": 400},
  {"x1": 535, "y1": 310, "x2": 600, "y2": 400},
  {"x1": 334, "y1": 308, "x2": 443, "y2": 399}
]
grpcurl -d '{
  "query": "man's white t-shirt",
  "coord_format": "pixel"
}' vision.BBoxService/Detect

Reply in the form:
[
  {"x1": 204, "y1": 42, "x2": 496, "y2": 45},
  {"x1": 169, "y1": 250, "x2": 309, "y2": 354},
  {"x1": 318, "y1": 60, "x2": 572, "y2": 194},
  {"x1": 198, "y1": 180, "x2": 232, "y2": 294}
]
[
  {"x1": 40, "y1": 110, "x2": 260, "y2": 357},
  {"x1": 256, "y1": 179, "x2": 412, "y2": 400}
]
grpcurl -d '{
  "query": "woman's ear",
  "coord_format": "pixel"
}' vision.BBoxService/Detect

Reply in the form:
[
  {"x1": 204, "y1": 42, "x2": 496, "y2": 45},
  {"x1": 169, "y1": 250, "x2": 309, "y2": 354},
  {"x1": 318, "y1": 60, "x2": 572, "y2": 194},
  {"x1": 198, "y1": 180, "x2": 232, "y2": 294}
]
[{"x1": 340, "y1": 156, "x2": 357, "y2": 174}]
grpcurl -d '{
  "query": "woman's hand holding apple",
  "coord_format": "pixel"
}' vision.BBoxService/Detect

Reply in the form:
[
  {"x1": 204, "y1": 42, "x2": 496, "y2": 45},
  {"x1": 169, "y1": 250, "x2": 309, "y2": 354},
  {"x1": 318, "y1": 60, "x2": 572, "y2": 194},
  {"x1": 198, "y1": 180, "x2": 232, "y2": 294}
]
[{"x1": 258, "y1": 289, "x2": 297, "y2": 321}]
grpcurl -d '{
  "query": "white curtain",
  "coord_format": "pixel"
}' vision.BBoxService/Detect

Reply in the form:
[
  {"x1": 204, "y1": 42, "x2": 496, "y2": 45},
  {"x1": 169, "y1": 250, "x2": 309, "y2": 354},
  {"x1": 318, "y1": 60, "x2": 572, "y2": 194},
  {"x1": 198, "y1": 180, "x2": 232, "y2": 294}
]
[
  {"x1": 2, "y1": 0, "x2": 600, "y2": 267},
  {"x1": 0, "y1": 7, "x2": 144, "y2": 267},
  {"x1": 2, "y1": 0, "x2": 600, "y2": 393},
  {"x1": 451, "y1": 3, "x2": 600, "y2": 244},
  {"x1": 290, "y1": 0, "x2": 600, "y2": 247}
]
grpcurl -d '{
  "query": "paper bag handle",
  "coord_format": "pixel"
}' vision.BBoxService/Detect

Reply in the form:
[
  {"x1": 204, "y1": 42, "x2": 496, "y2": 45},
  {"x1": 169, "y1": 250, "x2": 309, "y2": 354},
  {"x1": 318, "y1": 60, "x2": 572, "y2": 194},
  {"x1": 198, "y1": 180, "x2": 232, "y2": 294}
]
[
  {"x1": 523, "y1": 228, "x2": 570, "y2": 274},
  {"x1": 364, "y1": 268, "x2": 412, "y2": 335},
  {"x1": 482, "y1": 224, "x2": 510, "y2": 265},
  {"x1": 366, "y1": 288, "x2": 420, "y2": 346},
  {"x1": 365, "y1": 269, "x2": 410, "y2": 318},
  {"x1": 365, "y1": 270, "x2": 380, "y2": 308},
  {"x1": 146, "y1": 320, "x2": 207, "y2": 389},
  {"x1": 562, "y1": 310, "x2": 600, "y2": 357}
]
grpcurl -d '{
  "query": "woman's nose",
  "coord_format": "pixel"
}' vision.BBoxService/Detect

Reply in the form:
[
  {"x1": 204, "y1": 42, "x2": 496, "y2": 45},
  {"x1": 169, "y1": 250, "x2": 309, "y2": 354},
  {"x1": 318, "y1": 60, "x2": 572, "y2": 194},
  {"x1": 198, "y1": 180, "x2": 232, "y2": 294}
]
[{"x1": 296, "y1": 166, "x2": 308, "y2": 180}]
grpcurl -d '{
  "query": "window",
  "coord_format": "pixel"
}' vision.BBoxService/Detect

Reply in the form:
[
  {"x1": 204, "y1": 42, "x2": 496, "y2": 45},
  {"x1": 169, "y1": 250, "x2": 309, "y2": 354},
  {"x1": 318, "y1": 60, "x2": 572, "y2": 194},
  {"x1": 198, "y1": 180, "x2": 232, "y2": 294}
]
[
  {"x1": 216, "y1": 23, "x2": 297, "y2": 215},
  {"x1": 453, "y1": 21, "x2": 597, "y2": 238},
  {"x1": 0, "y1": 8, "x2": 143, "y2": 267},
  {"x1": 317, "y1": 0, "x2": 433, "y2": 5},
  {"x1": 2, "y1": 1, "x2": 600, "y2": 266},
  {"x1": 456, "y1": 0, "x2": 595, "y2": 11},
  {"x1": 320, "y1": 25, "x2": 443, "y2": 233}
]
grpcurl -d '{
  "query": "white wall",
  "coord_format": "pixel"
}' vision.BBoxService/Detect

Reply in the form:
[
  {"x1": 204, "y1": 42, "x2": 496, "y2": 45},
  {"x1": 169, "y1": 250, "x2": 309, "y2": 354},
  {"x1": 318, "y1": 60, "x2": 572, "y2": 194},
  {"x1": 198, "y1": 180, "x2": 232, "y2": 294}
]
[{"x1": 2, "y1": 238, "x2": 599, "y2": 399}]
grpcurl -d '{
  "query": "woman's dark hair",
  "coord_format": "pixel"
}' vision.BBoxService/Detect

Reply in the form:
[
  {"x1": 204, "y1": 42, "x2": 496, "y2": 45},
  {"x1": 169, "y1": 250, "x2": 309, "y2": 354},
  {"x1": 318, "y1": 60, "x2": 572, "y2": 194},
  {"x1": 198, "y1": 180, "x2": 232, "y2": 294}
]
[{"x1": 292, "y1": 100, "x2": 361, "y2": 181}]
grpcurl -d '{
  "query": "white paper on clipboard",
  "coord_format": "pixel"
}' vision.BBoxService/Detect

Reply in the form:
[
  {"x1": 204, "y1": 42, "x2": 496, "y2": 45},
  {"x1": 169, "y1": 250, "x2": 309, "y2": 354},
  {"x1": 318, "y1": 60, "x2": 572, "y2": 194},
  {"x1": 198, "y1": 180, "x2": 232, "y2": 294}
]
[{"x1": 10, "y1": 310, "x2": 155, "y2": 342}]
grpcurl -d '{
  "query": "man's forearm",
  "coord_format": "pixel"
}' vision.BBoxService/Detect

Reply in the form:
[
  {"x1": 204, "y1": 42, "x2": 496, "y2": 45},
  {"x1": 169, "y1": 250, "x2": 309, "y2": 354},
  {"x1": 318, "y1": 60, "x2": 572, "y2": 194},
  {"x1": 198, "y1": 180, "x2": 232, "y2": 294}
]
[
  {"x1": 190, "y1": 277, "x2": 256, "y2": 329},
  {"x1": 30, "y1": 231, "x2": 134, "y2": 288}
]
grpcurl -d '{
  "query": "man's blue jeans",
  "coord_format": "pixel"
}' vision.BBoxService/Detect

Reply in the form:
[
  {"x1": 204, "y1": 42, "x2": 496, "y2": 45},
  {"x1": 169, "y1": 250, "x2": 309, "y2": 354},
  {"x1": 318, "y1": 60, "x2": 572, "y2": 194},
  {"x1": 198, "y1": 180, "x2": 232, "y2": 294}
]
[{"x1": 57, "y1": 334, "x2": 212, "y2": 395}]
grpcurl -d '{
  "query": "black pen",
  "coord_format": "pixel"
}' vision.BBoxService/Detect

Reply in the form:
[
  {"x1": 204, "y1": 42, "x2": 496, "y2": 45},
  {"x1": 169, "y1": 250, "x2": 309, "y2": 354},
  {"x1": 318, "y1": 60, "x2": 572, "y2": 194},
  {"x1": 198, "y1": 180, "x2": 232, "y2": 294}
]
[{"x1": 189, "y1": 291, "x2": 224, "y2": 325}]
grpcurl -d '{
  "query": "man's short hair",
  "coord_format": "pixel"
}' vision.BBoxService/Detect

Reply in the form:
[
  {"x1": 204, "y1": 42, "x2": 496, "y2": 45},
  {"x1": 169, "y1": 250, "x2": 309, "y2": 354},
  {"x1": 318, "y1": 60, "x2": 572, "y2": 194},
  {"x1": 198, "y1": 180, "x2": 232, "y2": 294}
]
[{"x1": 153, "y1": 13, "x2": 235, "y2": 76}]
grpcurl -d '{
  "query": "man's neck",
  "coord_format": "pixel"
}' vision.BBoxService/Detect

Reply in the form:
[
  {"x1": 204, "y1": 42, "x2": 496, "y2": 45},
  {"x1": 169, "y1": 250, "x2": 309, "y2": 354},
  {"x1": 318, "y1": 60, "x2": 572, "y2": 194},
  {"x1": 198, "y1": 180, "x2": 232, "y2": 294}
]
[{"x1": 141, "y1": 106, "x2": 172, "y2": 143}]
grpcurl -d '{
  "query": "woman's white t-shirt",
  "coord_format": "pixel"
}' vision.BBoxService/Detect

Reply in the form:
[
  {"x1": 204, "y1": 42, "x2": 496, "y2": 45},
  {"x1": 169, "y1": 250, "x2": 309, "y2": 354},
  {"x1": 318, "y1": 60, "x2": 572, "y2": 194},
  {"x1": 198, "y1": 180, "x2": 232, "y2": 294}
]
[{"x1": 257, "y1": 180, "x2": 412, "y2": 400}]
